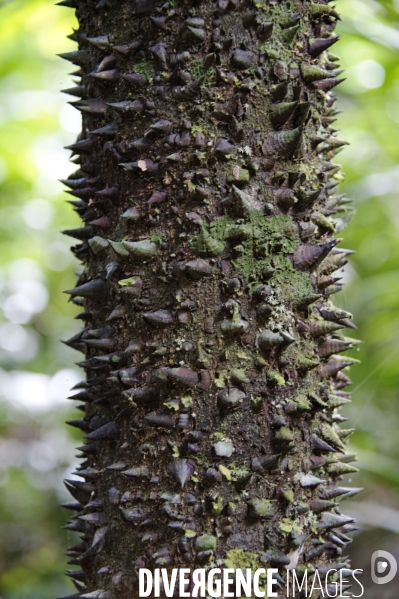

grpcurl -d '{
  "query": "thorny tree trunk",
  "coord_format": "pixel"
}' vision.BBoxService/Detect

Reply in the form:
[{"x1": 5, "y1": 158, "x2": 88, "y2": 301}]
[{"x1": 59, "y1": 0, "x2": 360, "y2": 597}]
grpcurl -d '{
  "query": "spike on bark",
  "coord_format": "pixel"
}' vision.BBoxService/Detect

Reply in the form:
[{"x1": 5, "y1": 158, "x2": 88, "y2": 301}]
[
  {"x1": 65, "y1": 279, "x2": 108, "y2": 300},
  {"x1": 263, "y1": 127, "x2": 303, "y2": 158},
  {"x1": 269, "y1": 101, "x2": 298, "y2": 129},
  {"x1": 309, "y1": 36, "x2": 340, "y2": 57},
  {"x1": 57, "y1": 0, "x2": 78, "y2": 6}
]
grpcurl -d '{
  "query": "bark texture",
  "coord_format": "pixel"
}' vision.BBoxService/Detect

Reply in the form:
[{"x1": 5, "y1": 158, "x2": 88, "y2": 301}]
[{"x1": 60, "y1": 0, "x2": 360, "y2": 597}]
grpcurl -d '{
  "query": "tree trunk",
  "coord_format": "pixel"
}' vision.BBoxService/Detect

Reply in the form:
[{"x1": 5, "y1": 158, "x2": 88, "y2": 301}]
[{"x1": 60, "y1": 0, "x2": 359, "y2": 597}]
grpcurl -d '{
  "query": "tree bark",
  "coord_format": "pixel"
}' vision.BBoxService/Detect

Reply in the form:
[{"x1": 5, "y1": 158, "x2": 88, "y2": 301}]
[{"x1": 60, "y1": 0, "x2": 359, "y2": 597}]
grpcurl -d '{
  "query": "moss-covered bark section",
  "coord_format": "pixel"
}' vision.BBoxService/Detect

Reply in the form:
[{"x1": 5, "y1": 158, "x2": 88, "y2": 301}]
[{"x1": 60, "y1": 0, "x2": 359, "y2": 597}]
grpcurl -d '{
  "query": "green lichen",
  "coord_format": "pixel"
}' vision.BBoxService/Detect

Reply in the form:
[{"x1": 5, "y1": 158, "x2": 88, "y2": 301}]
[
  {"x1": 183, "y1": 528, "x2": 196, "y2": 538},
  {"x1": 189, "y1": 453, "x2": 209, "y2": 467},
  {"x1": 118, "y1": 276, "x2": 139, "y2": 287},
  {"x1": 280, "y1": 518, "x2": 294, "y2": 533},
  {"x1": 252, "y1": 0, "x2": 268, "y2": 11},
  {"x1": 224, "y1": 549, "x2": 267, "y2": 593},
  {"x1": 230, "y1": 464, "x2": 251, "y2": 480},
  {"x1": 209, "y1": 215, "x2": 234, "y2": 240},
  {"x1": 188, "y1": 59, "x2": 215, "y2": 86},
  {"x1": 181, "y1": 395, "x2": 193, "y2": 408},
  {"x1": 150, "y1": 232, "x2": 164, "y2": 245},
  {"x1": 212, "y1": 496, "x2": 224, "y2": 515},
  {"x1": 195, "y1": 534, "x2": 217, "y2": 552},
  {"x1": 268, "y1": 369, "x2": 285, "y2": 386},
  {"x1": 282, "y1": 489, "x2": 294, "y2": 503},
  {"x1": 230, "y1": 368, "x2": 250, "y2": 384},
  {"x1": 248, "y1": 497, "x2": 274, "y2": 518},
  {"x1": 184, "y1": 179, "x2": 196, "y2": 193},
  {"x1": 227, "y1": 165, "x2": 250, "y2": 184},
  {"x1": 208, "y1": 212, "x2": 311, "y2": 295},
  {"x1": 133, "y1": 62, "x2": 154, "y2": 79},
  {"x1": 219, "y1": 464, "x2": 232, "y2": 480},
  {"x1": 283, "y1": 342, "x2": 320, "y2": 373},
  {"x1": 259, "y1": 45, "x2": 279, "y2": 58},
  {"x1": 190, "y1": 120, "x2": 214, "y2": 137},
  {"x1": 189, "y1": 59, "x2": 204, "y2": 79},
  {"x1": 163, "y1": 399, "x2": 180, "y2": 411},
  {"x1": 275, "y1": 427, "x2": 294, "y2": 442},
  {"x1": 224, "y1": 548, "x2": 265, "y2": 569},
  {"x1": 236, "y1": 349, "x2": 252, "y2": 361},
  {"x1": 293, "y1": 394, "x2": 312, "y2": 412},
  {"x1": 191, "y1": 223, "x2": 224, "y2": 256},
  {"x1": 214, "y1": 370, "x2": 228, "y2": 388},
  {"x1": 251, "y1": 396, "x2": 263, "y2": 411},
  {"x1": 280, "y1": 516, "x2": 304, "y2": 535},
  {"x1": 270, "y1": 255, "x2": 313, "y2": 301}
]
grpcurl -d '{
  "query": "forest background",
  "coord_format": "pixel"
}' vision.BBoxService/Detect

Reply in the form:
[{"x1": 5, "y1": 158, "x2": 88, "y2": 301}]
[{"x1": 0, "y1": 0, "x2": 398, "y2": 597}]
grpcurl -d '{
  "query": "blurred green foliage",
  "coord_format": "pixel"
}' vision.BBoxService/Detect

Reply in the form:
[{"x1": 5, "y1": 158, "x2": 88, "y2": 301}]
[
  {"x1": 0, "y1": 1, "x2": 80, "y2": 597},
  {"x1": 336, "y1": 0, "x2": 399, "y2": 492},
  {"x1": 0, "y1": 0, "x2": 399, "y2": 597}
]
